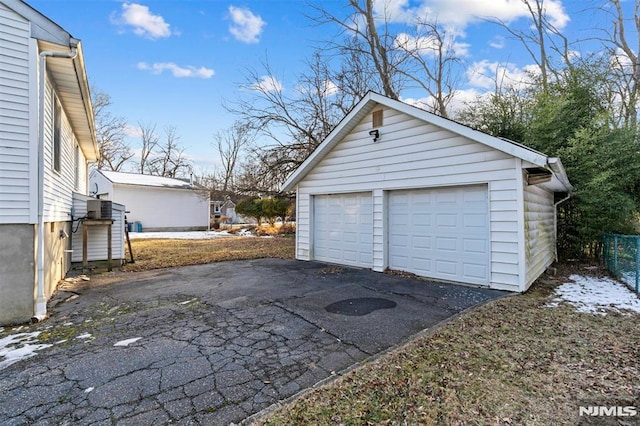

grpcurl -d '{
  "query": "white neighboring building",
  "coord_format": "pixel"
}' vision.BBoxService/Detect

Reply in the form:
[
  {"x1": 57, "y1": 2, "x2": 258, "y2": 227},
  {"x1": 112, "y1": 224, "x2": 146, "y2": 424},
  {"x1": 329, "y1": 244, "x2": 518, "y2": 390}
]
[
  {"x1": 282, "y1": 92, "x2": 573, "y2": 293},
  {"x1": 90, "y1": 170, "x2": 210, "y2": 232}
]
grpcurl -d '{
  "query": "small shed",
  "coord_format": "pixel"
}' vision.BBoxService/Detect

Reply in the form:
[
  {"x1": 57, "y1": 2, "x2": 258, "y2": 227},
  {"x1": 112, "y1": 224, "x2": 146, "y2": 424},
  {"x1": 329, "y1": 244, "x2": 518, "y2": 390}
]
[
  {"x1": 282, "y1": 92, "x2": 572, "y2": 292},
  {"x1": 90, "y1": 170, "x2": 210, "y2": 232}
]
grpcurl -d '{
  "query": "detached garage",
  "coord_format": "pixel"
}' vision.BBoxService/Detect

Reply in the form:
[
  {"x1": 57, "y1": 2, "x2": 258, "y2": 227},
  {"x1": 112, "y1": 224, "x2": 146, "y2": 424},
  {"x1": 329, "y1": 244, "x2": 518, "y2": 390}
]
[{"x1": 282, "y1": 92, "x2": 572, "y2": 292}]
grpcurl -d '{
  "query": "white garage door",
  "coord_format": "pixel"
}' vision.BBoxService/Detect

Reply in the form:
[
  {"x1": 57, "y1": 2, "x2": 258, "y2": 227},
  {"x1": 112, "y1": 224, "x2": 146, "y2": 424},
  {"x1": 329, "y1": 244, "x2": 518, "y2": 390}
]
[
  {"x1": 313, "y1": 193, "x2": 373, "y2": 268},
  {"x1": 389, "y1": 185, "x2": 489, "y2": 285}
]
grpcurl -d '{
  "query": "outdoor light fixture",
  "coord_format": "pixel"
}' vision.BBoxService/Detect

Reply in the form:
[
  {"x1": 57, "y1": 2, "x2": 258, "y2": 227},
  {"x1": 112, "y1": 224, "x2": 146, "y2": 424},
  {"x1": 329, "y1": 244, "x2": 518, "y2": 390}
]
[{"x1": 369, "y1": 129, "x2": 380, "y2": 142}]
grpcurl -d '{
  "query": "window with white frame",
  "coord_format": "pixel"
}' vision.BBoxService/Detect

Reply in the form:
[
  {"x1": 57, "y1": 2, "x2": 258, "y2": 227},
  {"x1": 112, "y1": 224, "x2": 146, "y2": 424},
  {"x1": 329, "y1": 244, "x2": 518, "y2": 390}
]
[{"x1": 53, "y1": 95, "x2": 62, "y2": 173}]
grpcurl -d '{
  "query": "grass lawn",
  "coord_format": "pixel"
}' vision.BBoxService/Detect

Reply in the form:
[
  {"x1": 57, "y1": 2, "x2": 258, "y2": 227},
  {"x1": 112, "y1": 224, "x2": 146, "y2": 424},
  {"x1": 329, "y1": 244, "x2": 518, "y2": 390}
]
[
  {"x1": 115, "y1": 238, "x2": 639, "y2": 424},
  {"x1": 121, "y1": 235, "x2": 295, "y2": 272},
  {"x1": 254, "y1": 266, "x2": 640, "y2": 425}
]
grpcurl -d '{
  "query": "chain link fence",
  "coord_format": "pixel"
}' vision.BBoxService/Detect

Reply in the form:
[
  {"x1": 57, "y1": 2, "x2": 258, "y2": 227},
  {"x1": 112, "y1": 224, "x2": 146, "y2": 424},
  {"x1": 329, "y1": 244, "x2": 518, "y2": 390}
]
[{"x1": 602, "y1": 234, "x2": 640, "y2": 293}]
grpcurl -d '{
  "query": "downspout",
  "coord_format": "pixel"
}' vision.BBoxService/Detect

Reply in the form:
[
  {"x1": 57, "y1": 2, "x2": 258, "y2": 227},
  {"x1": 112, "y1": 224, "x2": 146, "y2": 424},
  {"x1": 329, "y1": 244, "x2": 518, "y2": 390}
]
[
  {"x1": 553, "y1": 193, "x2": 571, "y2": 263},
  {"x1": 33, "y1": 45, "x2": 78, "y2": 322}
]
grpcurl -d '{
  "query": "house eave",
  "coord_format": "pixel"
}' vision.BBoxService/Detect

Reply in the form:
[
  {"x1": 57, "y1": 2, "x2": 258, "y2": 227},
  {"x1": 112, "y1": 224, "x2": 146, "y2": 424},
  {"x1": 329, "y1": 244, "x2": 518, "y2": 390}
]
[{"x1": 40, "y1": 39, "x2": 98, "y2": 162}]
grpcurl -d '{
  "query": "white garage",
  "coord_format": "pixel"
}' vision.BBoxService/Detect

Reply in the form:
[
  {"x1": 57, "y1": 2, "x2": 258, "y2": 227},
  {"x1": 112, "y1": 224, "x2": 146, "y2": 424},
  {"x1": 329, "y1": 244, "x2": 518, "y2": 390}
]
[
  {"x1": 313, "y1": 193, "x2": 373, "y2": 267},
  {"x1": 283, "y1": 92, "x2": 572, "y2": 292}
]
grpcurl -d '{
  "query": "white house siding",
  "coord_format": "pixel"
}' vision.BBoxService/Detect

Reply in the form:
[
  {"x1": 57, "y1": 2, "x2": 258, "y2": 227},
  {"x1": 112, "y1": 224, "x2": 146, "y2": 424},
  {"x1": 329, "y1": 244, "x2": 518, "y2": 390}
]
[
  {"x1": 297, "y1": 106, "x2": 524, "y2": 291},
  {"x1": 0, "y1": 4, "x2": 31, "y2": 224},
  {"x1": 523, "y1": 183, "x2": 555, "y2": 288},
  {"x1": 114, "y1": 185, "x2": 209, "y2": 231},
  {"x1": 71, "y1": 193, "x2": 126, "y2": 263},
  {"x1": 43, "y1": 79, "x2": 86, "y2": 222}
]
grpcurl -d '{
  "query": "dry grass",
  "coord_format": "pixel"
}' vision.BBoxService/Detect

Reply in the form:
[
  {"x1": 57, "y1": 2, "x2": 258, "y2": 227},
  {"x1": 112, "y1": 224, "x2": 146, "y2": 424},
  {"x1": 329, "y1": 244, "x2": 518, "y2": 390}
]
[
  {"x1": 256, "y1": 265, "x2": 640, "y2": 425},
  {"x1": 122, "y1": 235, "x2": 295, "y2": 272}
]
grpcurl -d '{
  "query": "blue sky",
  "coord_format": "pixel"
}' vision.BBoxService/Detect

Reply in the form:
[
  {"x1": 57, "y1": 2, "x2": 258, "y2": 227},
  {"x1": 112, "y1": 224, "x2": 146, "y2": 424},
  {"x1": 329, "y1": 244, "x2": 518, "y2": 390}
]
[{"x1": 25, "y1": 0, "x2": 632, "y2": 175}]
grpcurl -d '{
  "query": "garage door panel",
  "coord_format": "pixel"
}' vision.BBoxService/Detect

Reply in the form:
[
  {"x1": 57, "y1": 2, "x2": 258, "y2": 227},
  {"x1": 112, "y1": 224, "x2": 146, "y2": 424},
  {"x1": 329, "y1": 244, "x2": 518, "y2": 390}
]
[
  {"x1": 411, "y1": 236, "x2": 431, "y2": 249},
  {"x1": 436, "y1": 260, "x2": 457, "y2": 275},
  {"x1": 464, "y1": 213, "x2": 487, "y2": 228},
  {"x1": 389, "y1": 186, "x2": 489, "y2": 285},
  {"x1": 436, "y1": 213, "x2": 457, "y2": 227},
  {"x1": 464, "y1": 238, "x2": 488, "y2": 254},
  {"x1": 464, "y1": 263, "x2": 488, "y2": 280},
  {"x1": 313, "y1": 193, "x2": 373, "y2": 268}
]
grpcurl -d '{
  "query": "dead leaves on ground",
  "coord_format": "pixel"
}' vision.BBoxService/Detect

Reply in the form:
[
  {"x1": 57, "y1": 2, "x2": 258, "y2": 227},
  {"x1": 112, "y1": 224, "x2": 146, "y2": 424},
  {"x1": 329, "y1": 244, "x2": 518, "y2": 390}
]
[{"x1": 122, "y1": 236, "x2": 295, "y2": 272}]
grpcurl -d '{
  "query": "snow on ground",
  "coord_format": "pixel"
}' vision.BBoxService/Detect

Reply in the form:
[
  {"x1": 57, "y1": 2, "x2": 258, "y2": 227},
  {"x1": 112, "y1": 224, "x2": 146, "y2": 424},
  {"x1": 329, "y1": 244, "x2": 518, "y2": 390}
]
[
  {"x1": 547, "y1": 274, "x2": 640, "y2": 315},
  {"x1": 114, "y1": 337, "x2": 142, "y2": 347},
  {"x1": 0, "y1": 332, "x2": 52, "y2": 371},
  {"x1": 128, "y1": 231, "x2": 235, "y2": 240}
]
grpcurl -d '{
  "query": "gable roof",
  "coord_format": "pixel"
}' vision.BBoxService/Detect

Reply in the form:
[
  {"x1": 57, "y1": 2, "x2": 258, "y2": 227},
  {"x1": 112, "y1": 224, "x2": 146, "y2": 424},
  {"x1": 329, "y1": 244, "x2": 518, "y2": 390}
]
[
  {"x1": 281, "y1": 91, "x2": 572, "y2": 192},
  {"x1": 97, "y1": 170, "x2": 202, "y2": 190},
  {"x1": 3, "y1": 0, "x2": 98, "y2": 161}
]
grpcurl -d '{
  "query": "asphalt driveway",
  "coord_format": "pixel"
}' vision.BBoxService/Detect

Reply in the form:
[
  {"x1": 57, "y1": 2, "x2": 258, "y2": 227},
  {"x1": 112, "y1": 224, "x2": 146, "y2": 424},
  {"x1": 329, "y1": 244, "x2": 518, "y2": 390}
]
[{"x1": 0, "y1": 259, "x2": 507, "y2": 425}]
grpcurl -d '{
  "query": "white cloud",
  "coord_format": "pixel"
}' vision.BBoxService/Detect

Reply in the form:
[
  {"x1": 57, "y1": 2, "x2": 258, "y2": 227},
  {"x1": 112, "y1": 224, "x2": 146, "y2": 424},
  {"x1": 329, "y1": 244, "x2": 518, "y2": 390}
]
[
  {"x1": 116, "y1": 3, "x2": 173, "y2": 39},
  {"x1": 395, "y1": 32, "x2": 470, "y2": 57},
  {"x1": 252, "y1": 75, "x2": 283, "y2": 93},
  {"x1": 489, "y1": 36, "x2": 505, "y2": 49},
  {"x1": 401, "y1": 87, "x2": 481, "y2": 116},
  {"x1": 323, "y1": 79, "x2": 340, "y2": 96},
  {"x1": 466, "y1": 60, "x2": 538, "y2": 90},
  {"x1": 376, "y1": 0, "x2": 569, "y2": 31},
  {"x1": 123, "y1": 124, "x2": 143, "y2": 138},
  {"x1": 228, "y1": 6, "x2": 266, "y2": 44},
  {"x1": 137, "y1": 62, "x2": 215, "y2": 79},
  {"x1": 611, "y1": 47, "x2": 633, "y2": 72}
]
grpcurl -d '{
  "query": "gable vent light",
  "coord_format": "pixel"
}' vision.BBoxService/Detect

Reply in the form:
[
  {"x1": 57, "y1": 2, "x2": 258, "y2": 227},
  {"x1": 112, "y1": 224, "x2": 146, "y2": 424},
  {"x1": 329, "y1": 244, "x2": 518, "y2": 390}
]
[{"x1": 369, "y1": 129, "x2": 380, "y2": 142}]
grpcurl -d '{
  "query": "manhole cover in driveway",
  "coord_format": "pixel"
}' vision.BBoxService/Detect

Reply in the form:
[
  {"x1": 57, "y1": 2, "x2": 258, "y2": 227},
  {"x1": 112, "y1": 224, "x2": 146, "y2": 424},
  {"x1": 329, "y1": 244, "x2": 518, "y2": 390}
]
[{"x1": 325, "y1": 297, "x2": 397, "y2": 316}]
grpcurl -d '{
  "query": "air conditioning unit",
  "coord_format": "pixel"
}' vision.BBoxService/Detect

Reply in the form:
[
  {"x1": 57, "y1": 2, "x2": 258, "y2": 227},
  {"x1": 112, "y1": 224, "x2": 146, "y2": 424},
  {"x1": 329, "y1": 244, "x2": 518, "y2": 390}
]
[{"x1": 87, "y1": 199, "x2": 112, "y2": 219}]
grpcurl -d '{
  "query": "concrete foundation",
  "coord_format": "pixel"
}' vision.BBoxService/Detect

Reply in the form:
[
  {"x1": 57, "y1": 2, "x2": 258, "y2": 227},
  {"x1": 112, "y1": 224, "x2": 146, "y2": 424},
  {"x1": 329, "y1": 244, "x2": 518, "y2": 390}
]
[
  {"x1": 0, "y1": 222, "x2": 72, "y2": 326},
  {"x1": 0, "y1": 224, "x2": 35, "y2": 325}
]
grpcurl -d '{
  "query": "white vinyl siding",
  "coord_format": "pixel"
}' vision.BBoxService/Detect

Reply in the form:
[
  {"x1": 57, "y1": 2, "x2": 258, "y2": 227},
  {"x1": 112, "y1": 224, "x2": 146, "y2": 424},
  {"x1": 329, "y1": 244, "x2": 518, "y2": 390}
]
[
  {"x1": 523, "y1": 183, "x2": 555, "y2": 287},
  {"x1": 0, "y1": 4, "x2": 31, "y2": 224},
  {"x1": 297, "y1": 106, "x2": 524, "y2": 291},
  {"x1": 71, "y1": 194, "x2": 125, "y2": 262},
  {"x1": 42, "y1": 80, "x2": 87, "y2": 222},
  {"x1": 296, "y1": 191, "x2": 311, "y2": 260},
  {"x1": 113, "y1": 185, "x2": 209, "y2": 231}
]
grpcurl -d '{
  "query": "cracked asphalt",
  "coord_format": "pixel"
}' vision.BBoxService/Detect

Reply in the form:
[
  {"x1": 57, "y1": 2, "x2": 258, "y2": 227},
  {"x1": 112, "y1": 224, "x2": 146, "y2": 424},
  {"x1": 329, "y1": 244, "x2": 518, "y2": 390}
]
[{"x1": 0, "y1": 259, "x2": 507, "y2": 425}]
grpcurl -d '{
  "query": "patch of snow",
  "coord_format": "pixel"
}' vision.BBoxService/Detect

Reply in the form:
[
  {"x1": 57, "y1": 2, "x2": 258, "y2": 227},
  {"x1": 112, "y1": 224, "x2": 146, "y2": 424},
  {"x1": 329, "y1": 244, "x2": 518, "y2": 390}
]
[
  {"x1": 76, "y1": 333, "x2": 92, "y2": 339},
  {"x1": 63, "y1": 322, "x2": 74, "y2": 326},
  {"x1": 84, "y1": 387, "x2": 95, "y2": 393},
  {"x1": 547, "y1": 274, "x2": 640, "y2": 315},
  {"x1": 238, "y1": 229, "x2": 253, "y2": 236},
  {"x1": 178, "y1": 299, "x2": 197, "y2": 305},
  {"x1": 0, "y1": 332, "x2": 52, "y2": 371},
  {"x1": 0, "y1": 328, "x2": 4, "y2": 334},
  {"x1": 114, "y1": 337, "x2": 142, "y2": 347},
  {"x1": 129, "y1": 231, "x2": 234, "y2": 240}
]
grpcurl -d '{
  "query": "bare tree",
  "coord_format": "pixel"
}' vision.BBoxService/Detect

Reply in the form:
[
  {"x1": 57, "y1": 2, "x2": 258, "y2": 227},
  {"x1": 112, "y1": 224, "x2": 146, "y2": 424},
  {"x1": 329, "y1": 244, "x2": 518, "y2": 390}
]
[
  {"x1": 91, "y1": 88, "x2": 132, "y2": 171},
  {"x1": 148, "y1": 126, "x2": 191, "y2": 177},
  {"x1": 395, "y1": 20, "x2": 464, "y2": 118},
  {"x1": 225, "y1": 56, "x2": 346, "y2": 181},
  {"x1": 488, "y1": 0, "x2": 574, "y2": 92},
  {"x1": 311, "y1": 0, "x2": 405, "y2": 99},
  {"x1": 137, "y1": 121, "x2": 159, "y2": 175},
  {"x1": 213, "y1": 121, "x2": 254, "y2": 192},
  {"x1": 601, "y1": 0, "x2": 640, "y2": 127}
]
